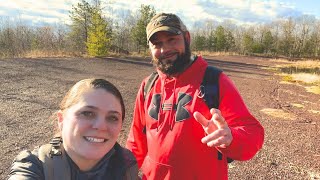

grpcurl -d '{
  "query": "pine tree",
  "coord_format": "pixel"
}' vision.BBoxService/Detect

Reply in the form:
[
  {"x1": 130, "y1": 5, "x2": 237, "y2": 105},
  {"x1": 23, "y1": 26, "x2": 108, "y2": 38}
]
[
  {"x1": 86, "y1": 8, "x2": 110, "y2": 57},
  {"x1": 68, "y1": 0, "x2": 93, "y2": 53},
  {"x1": 215, "y1": 26, "x2": 227, "y2": 51},
  {"x1": 131, "y1": 5, "x2": 156, "y2": 53}
]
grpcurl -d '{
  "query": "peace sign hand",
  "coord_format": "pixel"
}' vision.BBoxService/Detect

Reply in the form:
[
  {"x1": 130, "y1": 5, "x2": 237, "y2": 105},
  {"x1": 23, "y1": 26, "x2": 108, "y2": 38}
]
[{"x1": 193, "y1": 108, "x2": 233, "y2": 148}]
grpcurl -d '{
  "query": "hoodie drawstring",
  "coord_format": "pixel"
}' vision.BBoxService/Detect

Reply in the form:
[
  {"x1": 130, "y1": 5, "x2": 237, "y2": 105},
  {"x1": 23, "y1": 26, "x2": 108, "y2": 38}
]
[
  {"x1": 169, "y1": 78, "x2": 177, "y2": 130},
  {"x1": 157, "y1": 77, "x2": 178, "y2": 131},
  {"x1": 157, "y1": 78, "x2": 166, "y2": 132}
]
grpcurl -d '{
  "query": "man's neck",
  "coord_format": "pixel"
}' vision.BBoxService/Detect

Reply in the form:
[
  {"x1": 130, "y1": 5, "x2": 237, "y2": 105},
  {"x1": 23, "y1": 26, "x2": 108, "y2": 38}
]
[{"x1": 167, "y1": 55, "x2": 197, "y2": 78}]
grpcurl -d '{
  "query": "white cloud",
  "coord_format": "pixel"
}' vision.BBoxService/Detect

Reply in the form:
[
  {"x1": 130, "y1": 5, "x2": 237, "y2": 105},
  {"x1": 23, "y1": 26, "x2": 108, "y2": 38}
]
[
  {"x1": 0, "y1": 0, "x2": 318, "y2": 27},
  {"x1": 20, "y1": 13, "x2": 62, "y2": 24},
  {"x1": 0, "y1": 0, "x2": 71, "y2": 23},
  {"x1": 0, "y1": 9, "x2": 5, "y2": 16},
  {"x1": 215, "y1": 0, "x2": 249, "y2": 9}
]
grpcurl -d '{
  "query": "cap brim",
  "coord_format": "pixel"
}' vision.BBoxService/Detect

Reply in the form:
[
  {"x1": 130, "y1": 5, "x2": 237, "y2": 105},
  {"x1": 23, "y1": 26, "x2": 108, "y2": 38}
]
[{"x1": 147, "y1": 26, "x2": 182, "y2": 41}]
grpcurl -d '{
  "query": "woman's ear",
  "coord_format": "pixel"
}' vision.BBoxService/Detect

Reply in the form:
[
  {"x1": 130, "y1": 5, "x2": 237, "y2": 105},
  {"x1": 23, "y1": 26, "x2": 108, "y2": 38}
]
[{"x1": 57, "y1": 110, "x2": 64, "y2": 130}]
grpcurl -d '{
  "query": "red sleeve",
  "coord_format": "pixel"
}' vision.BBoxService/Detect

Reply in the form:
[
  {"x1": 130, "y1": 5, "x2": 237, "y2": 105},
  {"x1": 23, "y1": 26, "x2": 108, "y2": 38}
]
[
  {"x1": 217, "y1": 73, "x2": 264, "y2": 161},
  {"x1": 126, "y1": 80, "x2": 148, "y2": 168}
]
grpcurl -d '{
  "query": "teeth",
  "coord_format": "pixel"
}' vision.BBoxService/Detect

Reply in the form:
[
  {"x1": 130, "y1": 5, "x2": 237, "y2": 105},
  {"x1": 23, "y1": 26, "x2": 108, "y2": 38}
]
[{"x1": 85, "y1": 137, "x2": 105, "y2": 143}]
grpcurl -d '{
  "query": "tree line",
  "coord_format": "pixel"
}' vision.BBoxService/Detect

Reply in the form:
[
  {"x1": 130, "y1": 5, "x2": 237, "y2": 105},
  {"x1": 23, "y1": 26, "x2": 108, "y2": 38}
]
[
  {"x1": 192, "y1": 15, "x2": 320, "y2": 59},
  {"x1": 0, "y1": 0, "x2": 319, "y2": 59}
]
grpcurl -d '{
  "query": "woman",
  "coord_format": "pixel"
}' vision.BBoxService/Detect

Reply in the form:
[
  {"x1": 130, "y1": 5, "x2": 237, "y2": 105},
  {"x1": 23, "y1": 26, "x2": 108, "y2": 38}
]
[{"x1": 8, "y1": 78, "x2": 138, "y2": 180}]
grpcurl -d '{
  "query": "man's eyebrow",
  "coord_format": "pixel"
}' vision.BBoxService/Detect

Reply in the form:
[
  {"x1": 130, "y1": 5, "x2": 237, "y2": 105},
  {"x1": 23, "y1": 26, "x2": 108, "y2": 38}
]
[{"x1": 151, "y1": 33, "x2": 178, "y2": 41}]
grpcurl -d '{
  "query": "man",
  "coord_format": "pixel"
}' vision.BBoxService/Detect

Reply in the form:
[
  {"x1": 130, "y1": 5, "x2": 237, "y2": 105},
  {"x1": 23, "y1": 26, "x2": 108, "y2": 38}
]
[{"x1": 126, "y1": 13, "x2": 264, "y2": 180}]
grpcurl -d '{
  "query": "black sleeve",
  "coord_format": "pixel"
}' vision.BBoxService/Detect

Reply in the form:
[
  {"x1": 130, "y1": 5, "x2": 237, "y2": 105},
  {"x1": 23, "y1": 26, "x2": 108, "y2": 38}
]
[
  {"x1": 120, "y1": 146, "x2": 139, "y2": 180},
  {"x1": 7, "y1": 150, "x2": 44, "y2": 180}
]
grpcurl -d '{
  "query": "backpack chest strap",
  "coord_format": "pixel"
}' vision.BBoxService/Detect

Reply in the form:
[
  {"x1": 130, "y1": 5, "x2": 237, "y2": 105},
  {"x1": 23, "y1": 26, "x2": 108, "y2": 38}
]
[{"x1": 38, "y1": 137, "x2": 71, "y2": 180}]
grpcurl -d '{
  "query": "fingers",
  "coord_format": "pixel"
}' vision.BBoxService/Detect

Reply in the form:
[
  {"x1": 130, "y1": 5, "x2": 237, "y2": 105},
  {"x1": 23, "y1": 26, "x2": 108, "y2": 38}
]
[
  {"x1": 201, "y1": 129, "x2": 232, "y2": 147},
  {"x1": 194, "y1": 109, "x2": 232, "y2": 148},
  {"x1": 194, "y1": 109, "x2": 225, "y2": 132},
  {"x1": 210, "y1": 108, "x2": 227, "y2": 129},
  {"x1": 194, "y1": 111, "x2": 217, "y2": 134},
  {"x1": 193, "y1": 111, "x2": 209, "y2": 127},
  {"x1": 204, "y1": 137, "x2": 228, "y2": 148}
]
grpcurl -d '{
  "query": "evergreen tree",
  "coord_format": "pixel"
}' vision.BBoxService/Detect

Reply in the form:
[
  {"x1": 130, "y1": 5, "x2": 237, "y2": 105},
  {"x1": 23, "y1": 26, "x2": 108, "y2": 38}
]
[
  {"x1": 192, "y1": 34, "x2": 206, "y2": 51},
  {"x1": 206, "y1": 30, "x2": 216, "y2": 51},
  {"x1": 242, "y1": 32, "x2": 254, "y2": 55},
  {"x1": 262, "y1": 30, "x2": 274, "y2": 54},
  {"x1": 86, "y1": 8, "x2": 110, "y2": 57},
  {"x1": 225, "y1": 30, "x2": 235, "y2": 52},
  {"x1": 131, "y1": 5, "x2": 156, "y2": 53},
  {"x1": 215, "y1": 26, "x2": 226, "y2": 51},
  {"x1": 68, "y1": 0, "x2": 93, "y2": 53}
]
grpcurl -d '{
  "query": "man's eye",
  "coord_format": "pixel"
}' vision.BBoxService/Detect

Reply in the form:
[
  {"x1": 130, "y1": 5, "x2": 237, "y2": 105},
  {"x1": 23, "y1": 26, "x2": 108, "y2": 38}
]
[
  {"x1": 169, "y1": 38, "x2": 177, "y2": 44},
  {"x1": 152, "y1": 42, "x2": 161, "y2": 47}
]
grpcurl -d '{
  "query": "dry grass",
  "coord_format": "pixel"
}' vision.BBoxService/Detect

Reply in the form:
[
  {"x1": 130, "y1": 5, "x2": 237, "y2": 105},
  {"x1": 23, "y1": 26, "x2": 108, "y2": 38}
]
[
  {"x1": 305, "y1": 86, "x2": 320, "y2": 95},
  {"x1": 291, "y1": 103, "x2": 304, "y2": 108},
  {"x1": 271, "y1": 58, "x2": 320, "y2": 65},
  {"x1": 291, "y1": 73, "x2": 320, "y2": 84},
  {"x1": 271, "y1": 59, "x2": 320, "y2": 96},
  {"x1": 195, "y1": 51, "x2": 239, "y2": 56},
  {"x1": 260, "y1": 108, "x2": 296, "y2": 120},
  {"x1": 293, "y1": 60, "x2": 320, "y2": 68},
  {"x1": 24, "y1": 50, "x2": 82, "y2": 58},
  {"x1": 308, "y1": 171, "x2": 320, "y2": 179},
  {"x1": 308, "y1": 109, "x2": 320, "y2": 114}
]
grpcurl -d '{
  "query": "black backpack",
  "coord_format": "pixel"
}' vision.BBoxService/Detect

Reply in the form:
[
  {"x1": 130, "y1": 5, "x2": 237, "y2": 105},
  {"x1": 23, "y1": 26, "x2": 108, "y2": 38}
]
[
  {"x1": 143, "y1": 65, "x2": 234, "y2": 163},
  {"x1": 38, "y1": 137, "x2": 136, "y2": 179}
]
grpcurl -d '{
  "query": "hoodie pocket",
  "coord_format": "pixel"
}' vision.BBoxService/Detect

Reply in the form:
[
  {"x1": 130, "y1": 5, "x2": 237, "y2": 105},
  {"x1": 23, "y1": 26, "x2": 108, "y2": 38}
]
[{"x1": 141, "y1": 156, "x2": 173, "y2": 179}]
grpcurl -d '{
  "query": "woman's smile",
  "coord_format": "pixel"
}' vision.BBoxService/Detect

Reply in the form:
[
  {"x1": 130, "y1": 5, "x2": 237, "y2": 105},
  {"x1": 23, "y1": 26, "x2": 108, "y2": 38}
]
[{"x1": 84, "y1": 136, "x2": 108, "y2": 143}]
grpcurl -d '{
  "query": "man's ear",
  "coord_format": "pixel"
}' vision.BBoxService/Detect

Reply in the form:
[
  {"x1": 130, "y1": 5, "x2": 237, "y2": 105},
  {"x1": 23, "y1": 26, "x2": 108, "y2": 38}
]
[{"x1": 184, "y1": 31, "x2": 191, "y2": 44}]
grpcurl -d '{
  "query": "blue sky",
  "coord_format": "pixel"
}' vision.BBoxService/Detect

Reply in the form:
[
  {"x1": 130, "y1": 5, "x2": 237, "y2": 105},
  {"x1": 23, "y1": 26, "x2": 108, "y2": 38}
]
[{"x1": 0, "y1": 0, "x2": 319, "y2": 29}]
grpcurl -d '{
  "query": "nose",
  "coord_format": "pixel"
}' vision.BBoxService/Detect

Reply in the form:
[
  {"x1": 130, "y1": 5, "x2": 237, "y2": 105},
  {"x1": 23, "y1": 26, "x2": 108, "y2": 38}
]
[
  {"x1": 92, "y1": 116, "x2": 108, "y2": 131},
  {"x1": 160, "y1": 42, "x2": 171, "y2": 54}
]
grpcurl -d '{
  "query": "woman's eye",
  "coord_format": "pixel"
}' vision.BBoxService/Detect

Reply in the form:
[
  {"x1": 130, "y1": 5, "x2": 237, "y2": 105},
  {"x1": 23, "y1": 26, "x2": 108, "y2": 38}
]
[
  {"x1": 107, "y1": 115, "x2": 120, "y2": 122},
  {"x1": 80, "y1": 111, "x2": 95, "y2": 118}
]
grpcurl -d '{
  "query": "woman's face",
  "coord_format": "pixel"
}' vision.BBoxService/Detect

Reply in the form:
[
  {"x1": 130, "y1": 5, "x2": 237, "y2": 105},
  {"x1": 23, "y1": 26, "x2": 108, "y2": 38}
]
[{"x1": 58, "y1": 88, "x2": 122, "y2": 170}]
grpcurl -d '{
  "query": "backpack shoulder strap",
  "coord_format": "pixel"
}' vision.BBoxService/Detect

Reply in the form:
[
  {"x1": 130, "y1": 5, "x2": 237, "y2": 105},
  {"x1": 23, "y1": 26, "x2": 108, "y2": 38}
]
[
  {"x1": 37, "y1": 144, "x2": 53, "y2": 180},
  {"x1": 143, "y1": 72, "x2": 159, "y2": 100},
  {"x1": 37, "y1": 137, "x2": 71, "y2": 180},
  {"x1": 201, "y1": 66, "x2": 234, "y2": 163},
  {"x1": 142, "y1": 72, "x2": 159, "y2": 134},
  {"x1": 201, "y1": 66, "x2": 222, "y2": 109}
]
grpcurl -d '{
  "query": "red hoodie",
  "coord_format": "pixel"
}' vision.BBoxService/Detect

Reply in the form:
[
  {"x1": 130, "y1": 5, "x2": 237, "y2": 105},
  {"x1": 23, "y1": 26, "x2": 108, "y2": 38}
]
[{"x1": 126, "y1": 56, "x2": 264, "y2": 180}]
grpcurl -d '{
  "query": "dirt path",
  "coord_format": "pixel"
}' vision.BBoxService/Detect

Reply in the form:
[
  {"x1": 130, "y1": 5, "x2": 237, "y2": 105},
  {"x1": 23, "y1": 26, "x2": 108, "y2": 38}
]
[{"x1": 0, "y1": 56, "x2": 319, "y2": 179}]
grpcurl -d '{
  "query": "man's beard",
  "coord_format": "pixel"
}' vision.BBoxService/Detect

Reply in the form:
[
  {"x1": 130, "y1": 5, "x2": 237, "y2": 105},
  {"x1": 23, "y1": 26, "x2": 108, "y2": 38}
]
[{"x1": 152, "y1": 41, "x2": 191, "y2": 76}]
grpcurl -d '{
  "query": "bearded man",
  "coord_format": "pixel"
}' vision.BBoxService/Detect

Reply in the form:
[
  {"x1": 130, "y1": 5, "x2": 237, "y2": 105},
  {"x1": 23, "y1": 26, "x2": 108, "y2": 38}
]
[{"x1": 126, "y1": 13, "x2": 264, "y2": 180}]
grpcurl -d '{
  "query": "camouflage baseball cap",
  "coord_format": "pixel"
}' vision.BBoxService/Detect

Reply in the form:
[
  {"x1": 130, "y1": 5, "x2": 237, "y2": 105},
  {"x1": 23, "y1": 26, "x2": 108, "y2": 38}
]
[{"x1": 146, "y1": 13, "x2": 188, "y2": 41}]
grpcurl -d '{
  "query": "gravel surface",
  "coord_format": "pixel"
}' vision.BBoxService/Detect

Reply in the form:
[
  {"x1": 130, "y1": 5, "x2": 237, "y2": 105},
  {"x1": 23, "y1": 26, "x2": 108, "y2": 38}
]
[{"x1": 0, "y1": 56, "x2": 319, "y2": 179}]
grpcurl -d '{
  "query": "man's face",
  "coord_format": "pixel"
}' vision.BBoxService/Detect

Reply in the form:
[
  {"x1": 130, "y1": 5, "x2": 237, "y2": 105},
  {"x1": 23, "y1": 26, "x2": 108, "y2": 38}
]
[{"x1": 149, "y1": 31, "x2": 191, "y2": 76}]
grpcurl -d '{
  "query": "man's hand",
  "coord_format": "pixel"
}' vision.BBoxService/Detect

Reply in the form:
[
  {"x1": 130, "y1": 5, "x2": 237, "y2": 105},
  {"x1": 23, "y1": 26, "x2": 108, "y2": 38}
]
[{"x1": 193, "y1": 108, "x2": 233, "y2": 148}]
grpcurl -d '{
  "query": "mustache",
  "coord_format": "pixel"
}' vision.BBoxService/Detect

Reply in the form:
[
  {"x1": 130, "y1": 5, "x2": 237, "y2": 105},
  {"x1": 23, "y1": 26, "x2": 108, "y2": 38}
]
[{"x1": 158, "y1": 51, "x2": 179, "y2": 60}]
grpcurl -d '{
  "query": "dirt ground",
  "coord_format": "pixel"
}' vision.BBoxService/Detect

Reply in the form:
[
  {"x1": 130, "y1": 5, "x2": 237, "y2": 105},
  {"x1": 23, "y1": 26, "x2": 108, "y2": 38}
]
[{"x1": 0, "y1": 55, "x2": 319, "y2": 179}]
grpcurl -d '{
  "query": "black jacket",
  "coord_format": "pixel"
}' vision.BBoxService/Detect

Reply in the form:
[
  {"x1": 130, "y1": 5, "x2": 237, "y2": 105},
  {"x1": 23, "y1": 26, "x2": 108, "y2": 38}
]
[{"x1": 8, "y1": 142, "x2": 138, "y2": 180}]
